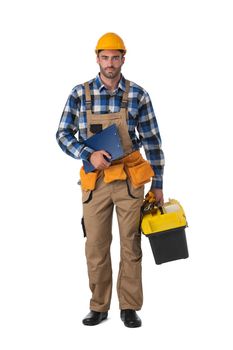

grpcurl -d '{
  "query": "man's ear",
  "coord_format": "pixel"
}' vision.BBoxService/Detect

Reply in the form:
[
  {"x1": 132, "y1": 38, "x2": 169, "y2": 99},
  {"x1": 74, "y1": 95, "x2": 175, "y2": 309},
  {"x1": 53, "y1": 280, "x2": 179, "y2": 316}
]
[
  {"x1": 122, "y1": 56, "x2": 125, "y2": 65},
  {"x1": 96, "y1": 55, "x2": 99, "y2": 64}
]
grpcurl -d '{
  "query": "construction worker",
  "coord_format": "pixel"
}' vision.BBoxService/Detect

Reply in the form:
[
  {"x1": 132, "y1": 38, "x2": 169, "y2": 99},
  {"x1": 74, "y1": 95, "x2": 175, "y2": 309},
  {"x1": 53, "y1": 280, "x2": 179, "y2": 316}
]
[{"x1": 56, "y1": 32, "x2": 165, "y2": 328}]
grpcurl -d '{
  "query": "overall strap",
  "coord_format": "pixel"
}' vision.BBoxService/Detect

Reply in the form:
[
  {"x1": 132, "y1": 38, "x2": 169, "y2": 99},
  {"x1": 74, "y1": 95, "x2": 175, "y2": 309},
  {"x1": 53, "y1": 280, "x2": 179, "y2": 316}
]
[
  {"x1": 84, "y1": 79, "x2": 130, "y2": 110},
  {"x1": 121, "y1": 80, "x2": 130, "y2": 109},
  {"x1": 84, "y1": 82, "x2": 92, "y2": 111}
]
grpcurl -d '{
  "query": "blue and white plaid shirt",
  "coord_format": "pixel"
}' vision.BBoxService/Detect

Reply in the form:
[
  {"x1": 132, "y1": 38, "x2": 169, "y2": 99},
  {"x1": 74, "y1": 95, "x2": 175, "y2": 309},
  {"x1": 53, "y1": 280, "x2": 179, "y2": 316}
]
[{"x1": 56, "y1": 73, "x2": 165, "y2": 189}]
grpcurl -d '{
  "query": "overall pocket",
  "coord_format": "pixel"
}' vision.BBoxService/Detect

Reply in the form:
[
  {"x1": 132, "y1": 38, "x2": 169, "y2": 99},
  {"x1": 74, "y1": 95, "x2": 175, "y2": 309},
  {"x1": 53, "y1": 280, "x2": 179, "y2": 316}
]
[
  {"x1": 126, "y1": 178, "x2": 144, "y2": 199},
  {"x1": 81, "y1": 189, "x2": 93, "y2": 203}
]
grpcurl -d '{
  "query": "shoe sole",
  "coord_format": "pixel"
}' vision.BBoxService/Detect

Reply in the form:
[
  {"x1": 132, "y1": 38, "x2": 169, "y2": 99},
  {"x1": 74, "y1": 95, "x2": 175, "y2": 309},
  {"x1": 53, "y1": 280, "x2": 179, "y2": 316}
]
[{"x1": 124, "y1": 322, "x2": 142, "y2": 328}]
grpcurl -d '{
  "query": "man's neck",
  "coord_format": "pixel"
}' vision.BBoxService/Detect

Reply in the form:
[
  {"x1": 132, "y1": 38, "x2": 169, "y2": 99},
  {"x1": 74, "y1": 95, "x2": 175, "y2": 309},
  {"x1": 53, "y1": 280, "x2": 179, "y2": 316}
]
[{"x1": 99, "y1": 73, "x2": 121, "y2": 92}]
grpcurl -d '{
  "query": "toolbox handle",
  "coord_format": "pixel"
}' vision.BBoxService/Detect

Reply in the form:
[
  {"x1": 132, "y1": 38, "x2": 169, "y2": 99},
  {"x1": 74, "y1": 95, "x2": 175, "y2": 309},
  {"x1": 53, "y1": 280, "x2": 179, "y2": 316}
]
[
  {"x1": 142, "y1": 191, "x2": 165, "y2": 215},
  {"x1": 158, "y1": 206, "x2": 164, "y2": 214}
]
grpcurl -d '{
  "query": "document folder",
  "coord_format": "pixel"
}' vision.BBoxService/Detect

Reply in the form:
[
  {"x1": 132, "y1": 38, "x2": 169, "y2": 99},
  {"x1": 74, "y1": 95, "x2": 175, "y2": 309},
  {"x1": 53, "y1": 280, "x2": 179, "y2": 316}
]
[{"x1": 82, "y1": 124, "x2": 124, "y2": 173}]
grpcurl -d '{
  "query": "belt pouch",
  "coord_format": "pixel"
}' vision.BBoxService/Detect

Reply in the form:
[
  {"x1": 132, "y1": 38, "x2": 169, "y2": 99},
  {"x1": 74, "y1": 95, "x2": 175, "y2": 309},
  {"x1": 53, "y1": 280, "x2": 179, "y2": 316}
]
[
  {"x1": 104, "y1": 163, "x2": 127, "y2": 183},
  {"x1": 126, "y1": 161, "x2": 155, "y2": 188},
  {"x1": 80, "y1": 166, "x2": 98, "y2": 190}
]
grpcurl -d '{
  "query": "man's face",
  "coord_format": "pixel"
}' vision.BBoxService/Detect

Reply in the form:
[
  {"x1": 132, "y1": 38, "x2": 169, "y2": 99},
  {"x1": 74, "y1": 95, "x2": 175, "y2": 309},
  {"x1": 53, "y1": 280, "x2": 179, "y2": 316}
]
[{"x1": 96, "y1": 50, "x2": 125, "y2": 79}]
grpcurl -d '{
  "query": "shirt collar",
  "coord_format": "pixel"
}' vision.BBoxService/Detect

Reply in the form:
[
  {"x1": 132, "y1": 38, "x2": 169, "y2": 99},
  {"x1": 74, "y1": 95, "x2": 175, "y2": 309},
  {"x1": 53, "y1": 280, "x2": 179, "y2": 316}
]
[{"x1": 95, "y1": 73, "x2": 126, "y2": 93}]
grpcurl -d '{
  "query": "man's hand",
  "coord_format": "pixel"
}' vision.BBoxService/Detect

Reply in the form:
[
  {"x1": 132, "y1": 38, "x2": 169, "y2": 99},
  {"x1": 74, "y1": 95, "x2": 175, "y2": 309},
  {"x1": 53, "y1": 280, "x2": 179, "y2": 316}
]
[
  {"x1": 89, "y1": 150, "x2": 111, "y2": 170},
  {"x1": 150, "y1": 188, "x2": 164, "y2": 206}
]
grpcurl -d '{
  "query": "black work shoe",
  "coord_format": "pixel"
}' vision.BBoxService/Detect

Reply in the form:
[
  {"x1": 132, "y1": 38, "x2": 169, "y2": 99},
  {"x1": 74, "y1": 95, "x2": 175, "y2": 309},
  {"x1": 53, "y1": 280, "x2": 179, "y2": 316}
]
[
  {"x1": 120, "y1": 309, "x2": 142, "y2": 328},
  {"x1": 82, "y1": 310, "x2": 108, "y2": 326}
]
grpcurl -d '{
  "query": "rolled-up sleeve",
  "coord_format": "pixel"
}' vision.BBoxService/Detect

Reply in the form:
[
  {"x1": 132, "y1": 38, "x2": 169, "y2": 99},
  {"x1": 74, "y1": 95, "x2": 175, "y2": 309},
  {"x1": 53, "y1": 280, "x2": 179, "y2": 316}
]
[{"x1": 137, "y1": 92, "x2": 165, "y2": 189}]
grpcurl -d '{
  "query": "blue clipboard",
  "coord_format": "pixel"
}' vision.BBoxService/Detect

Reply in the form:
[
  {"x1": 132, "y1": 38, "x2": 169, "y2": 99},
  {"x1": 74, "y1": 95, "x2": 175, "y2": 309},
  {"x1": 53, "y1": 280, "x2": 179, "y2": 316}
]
[{"x1": 82, "y1": 124, "x2": 124, "y2": 173}]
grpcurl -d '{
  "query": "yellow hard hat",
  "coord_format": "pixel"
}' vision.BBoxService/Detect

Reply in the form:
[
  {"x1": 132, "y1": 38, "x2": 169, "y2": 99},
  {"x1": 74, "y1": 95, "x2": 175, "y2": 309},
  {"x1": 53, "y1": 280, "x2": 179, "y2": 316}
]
[{"x1": 95, "y1": 32, "x2": 126, "y2": 53}]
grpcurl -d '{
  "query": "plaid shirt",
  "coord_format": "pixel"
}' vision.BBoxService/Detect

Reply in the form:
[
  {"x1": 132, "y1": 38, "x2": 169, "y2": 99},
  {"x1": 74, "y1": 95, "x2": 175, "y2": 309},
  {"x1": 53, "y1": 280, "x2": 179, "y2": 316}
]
[{"x1": 56, "y1": 74, "x2": 165, "y2": 189}]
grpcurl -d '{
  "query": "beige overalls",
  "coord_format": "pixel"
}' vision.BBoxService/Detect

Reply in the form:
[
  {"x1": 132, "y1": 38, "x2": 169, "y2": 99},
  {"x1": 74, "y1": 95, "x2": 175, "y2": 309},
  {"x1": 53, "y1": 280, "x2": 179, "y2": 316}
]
[{"x1": 81, "y1": 80, "x2": 154, "y2": 312}]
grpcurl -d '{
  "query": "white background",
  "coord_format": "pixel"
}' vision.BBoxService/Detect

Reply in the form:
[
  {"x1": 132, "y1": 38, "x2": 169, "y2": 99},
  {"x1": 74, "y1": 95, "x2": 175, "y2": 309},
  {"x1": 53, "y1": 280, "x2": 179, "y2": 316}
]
[{"x1": 1, "y1": 0, "x2": 233, "y2": 349}]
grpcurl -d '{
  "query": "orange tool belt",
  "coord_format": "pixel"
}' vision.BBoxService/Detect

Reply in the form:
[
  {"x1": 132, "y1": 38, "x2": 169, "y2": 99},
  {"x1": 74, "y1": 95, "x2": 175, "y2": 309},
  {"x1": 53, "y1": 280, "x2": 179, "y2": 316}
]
[{"x1": 80, "y1": 150, "x2": 155, "y2": 191}]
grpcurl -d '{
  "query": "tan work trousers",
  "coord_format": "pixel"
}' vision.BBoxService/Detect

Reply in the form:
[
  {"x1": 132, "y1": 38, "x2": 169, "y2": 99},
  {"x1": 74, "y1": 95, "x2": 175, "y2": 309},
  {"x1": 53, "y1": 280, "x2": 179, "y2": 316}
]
[{"x1": 82, "y1": 172, "x2": 144, "y2": 312}]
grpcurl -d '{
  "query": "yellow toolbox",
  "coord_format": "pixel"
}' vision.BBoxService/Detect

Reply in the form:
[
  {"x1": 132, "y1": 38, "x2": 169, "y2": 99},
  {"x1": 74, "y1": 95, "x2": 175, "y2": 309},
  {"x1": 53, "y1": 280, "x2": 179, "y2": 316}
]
[{"x1": 141, "y1": 193, "x2": 189, "y2": 264}]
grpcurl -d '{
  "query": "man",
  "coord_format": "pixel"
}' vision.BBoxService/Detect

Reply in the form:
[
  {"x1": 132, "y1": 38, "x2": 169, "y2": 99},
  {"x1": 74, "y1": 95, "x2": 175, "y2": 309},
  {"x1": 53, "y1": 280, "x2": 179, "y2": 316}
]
[{"x1": 56, "y1": 32, "x2": 165, "y2": 327}]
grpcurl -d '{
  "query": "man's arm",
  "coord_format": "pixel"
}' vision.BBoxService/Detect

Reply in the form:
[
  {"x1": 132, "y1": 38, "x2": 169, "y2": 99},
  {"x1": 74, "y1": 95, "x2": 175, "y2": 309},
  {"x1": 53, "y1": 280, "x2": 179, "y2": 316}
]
[
  {"x1": 56, "y1": 88, "x2": 94, "y2": 161},
  {"x1": 137, "y1": 91, "x2": 165, "y2": 204}
]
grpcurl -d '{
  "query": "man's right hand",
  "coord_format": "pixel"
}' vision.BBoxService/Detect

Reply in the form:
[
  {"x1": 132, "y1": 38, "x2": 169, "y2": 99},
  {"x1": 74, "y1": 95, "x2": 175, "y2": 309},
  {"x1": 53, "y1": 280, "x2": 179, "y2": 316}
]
[{"x1": 89, "y1": 150, "x2": 111, "y2": 170}]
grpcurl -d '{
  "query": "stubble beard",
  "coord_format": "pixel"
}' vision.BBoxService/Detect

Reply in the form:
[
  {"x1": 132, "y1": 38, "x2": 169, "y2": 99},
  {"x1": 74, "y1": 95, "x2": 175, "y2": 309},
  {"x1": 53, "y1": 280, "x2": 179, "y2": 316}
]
[{"x1": 100, "y1": 66, "x2": 122, "y2": 80}]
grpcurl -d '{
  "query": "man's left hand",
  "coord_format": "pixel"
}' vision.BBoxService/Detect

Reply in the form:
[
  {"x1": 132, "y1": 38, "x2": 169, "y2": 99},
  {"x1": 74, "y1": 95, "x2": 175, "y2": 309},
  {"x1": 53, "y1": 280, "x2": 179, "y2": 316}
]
[{"x1": 150, "y1": 188, "x2": 164, "y2": 206}]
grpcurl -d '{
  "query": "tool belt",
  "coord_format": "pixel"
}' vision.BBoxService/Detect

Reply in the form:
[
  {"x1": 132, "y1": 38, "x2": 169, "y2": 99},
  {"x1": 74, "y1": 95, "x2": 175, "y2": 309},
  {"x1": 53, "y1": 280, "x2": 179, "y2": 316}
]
[{"x1": 80, "y1": 150, "x2": 155, "y2": 191}]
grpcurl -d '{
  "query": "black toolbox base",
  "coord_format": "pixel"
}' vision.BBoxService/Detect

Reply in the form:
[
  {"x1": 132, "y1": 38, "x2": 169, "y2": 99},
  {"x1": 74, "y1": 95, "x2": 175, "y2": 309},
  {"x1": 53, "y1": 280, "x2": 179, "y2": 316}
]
[{"x1": 148, "y1": 227, "x2": 189, "y2": 265}]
